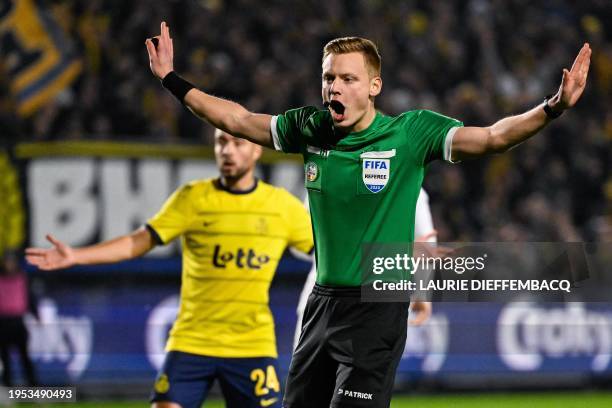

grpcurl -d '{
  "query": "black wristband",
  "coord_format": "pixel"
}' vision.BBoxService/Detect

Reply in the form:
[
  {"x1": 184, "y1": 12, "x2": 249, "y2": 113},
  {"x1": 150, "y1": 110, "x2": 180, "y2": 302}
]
[
  {"x1": 161, "y1": 71, "x2": 195, "y2": 103},
  {"x1": 543, "y1": 94, "x2": 563, "y2": 119}
]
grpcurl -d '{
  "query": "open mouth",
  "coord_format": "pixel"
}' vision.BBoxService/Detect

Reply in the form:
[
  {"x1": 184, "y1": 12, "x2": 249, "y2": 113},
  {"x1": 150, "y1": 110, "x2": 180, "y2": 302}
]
[{"x1": 325, "y1": 100, "x2": 346, "y2": 122}]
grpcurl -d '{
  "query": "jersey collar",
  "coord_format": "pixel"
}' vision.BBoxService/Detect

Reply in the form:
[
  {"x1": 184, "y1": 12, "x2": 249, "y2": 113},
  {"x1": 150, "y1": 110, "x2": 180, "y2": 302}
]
[
  {"x1": 215, "y1": 178, "x2": 259, "y2": 195},
  {"x1": 333, "y1": 112, "x2": 385, "y2": 150}
]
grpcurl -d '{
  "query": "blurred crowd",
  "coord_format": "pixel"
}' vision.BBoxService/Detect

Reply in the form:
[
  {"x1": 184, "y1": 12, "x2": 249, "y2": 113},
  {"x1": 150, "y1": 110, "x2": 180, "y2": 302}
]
[{"x1": 2, "y1": 0, "x2": 611, "y2": 242}]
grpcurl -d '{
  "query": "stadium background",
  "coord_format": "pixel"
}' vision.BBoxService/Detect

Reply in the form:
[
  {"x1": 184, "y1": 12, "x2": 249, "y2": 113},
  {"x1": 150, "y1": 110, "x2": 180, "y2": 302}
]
[{"x1": 1, "y1": 0, "x2": 612, "y2": 406}]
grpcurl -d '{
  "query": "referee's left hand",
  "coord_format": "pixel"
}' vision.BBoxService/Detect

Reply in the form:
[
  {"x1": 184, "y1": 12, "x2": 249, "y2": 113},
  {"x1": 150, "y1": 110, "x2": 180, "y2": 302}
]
[{"x1": 408, "y1": 300, "x2": 432, "y2": 326}]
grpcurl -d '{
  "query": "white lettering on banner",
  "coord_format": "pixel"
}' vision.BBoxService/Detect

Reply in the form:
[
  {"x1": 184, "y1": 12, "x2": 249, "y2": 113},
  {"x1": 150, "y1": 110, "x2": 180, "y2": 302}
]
[
  {"x1": 498, "y1": 302, "x2": 612, "y2": 372},
  {"x1": 100, "y1": 159, "x2": 173, "y2": 256},
  {"x1": 176, "y1": 160, "x2": 218, "y2": 186},
  {"x1": 100, "y1": 159, "x2": 170, "y2": 238},
  {"x1": 145, "y1": 295, "x2": 179, "y2": 370},
  {"x1": 29, "y1": 159, "x2": 97, "y2": 248},
  {"x1": 402, "y1": 314, "x2": 449, "y2": 372},
  {"x1": 25, "y1": 298, "x2": 93, "y2": 380},
  {"x1": 26, "y1": 158, "x2": 304, "y2": 255}
]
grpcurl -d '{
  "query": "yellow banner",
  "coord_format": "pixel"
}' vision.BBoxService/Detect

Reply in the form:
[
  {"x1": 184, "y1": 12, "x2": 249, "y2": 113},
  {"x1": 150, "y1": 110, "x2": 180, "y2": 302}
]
[{"x1": 0, "y1": 0, "x2": 82, "y2": 116}]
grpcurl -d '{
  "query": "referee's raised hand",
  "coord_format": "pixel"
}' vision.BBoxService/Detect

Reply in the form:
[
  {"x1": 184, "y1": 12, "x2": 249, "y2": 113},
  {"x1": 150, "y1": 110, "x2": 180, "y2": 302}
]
[
  {"x1": 547, "y1": 43, "x2": 591, "y2": 114},
  {"x1": 145, "y1": 21, "x2": 174, "y2": 80}
]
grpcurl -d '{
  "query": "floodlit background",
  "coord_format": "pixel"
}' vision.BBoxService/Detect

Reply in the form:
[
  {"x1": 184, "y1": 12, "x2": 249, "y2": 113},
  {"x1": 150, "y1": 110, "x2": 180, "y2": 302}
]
[{"x1": 1, "y1": 0, "x2": 611, "y2": 406}]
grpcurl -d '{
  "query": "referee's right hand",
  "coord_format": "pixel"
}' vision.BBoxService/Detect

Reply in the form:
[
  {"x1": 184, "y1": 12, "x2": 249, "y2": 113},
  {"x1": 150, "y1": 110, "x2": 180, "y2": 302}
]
[
  {"x1": 145, "y1": 21, "x2": 174, "y2": 80},
  {"x1": 25, "y1": 235, "x2": 76, "y2": 271}
]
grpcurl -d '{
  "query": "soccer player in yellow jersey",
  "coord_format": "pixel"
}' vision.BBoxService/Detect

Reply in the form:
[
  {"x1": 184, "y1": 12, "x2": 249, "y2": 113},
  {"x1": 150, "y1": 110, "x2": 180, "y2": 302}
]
[{"x1": 26, "y1": 129, "x2": 314, "y2": 408}]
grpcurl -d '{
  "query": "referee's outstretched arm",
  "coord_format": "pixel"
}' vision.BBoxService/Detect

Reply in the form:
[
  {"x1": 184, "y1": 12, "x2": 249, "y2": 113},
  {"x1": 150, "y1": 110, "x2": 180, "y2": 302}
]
[
  {"x1": 450, "y1": 43, "x2": 591, "y2": 162},
  {"x1": 145, "y1": 22, "x2": 274, "y2": 149}
]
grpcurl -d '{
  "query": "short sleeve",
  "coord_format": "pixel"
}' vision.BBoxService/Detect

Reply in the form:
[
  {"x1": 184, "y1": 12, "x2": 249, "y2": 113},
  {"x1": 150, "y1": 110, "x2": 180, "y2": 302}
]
[
  {"x1": 282, "y1": 192, "x2": 314, "y2": 255},
  {"x1": 147, "y1": 184, "x2": 192, "y2": 245},
  {"x1": 271, "y1": 106, "x2": 321, "y2": 153},
  {"x1": 407, "y1": 110, "x2": 463, "y2": 165}
]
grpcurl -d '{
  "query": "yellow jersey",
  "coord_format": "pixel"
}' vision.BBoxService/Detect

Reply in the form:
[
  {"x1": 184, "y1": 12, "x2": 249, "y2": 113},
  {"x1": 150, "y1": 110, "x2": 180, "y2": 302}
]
[{"x1": 147, "y1": 178, "x2": 313, "y2": 358}]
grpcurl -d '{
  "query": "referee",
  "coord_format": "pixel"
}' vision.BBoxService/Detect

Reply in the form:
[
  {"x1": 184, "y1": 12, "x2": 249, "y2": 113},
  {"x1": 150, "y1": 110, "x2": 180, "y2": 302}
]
[{"x1": 145, "y1": 22, "x2": 591, "y2": 407}]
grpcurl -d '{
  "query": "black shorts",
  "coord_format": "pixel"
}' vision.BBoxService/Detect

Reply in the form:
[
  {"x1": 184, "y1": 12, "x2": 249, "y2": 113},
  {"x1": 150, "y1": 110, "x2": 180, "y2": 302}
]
[{"x1": 284, "y1": 284, "x2": 408, "y2": 408}]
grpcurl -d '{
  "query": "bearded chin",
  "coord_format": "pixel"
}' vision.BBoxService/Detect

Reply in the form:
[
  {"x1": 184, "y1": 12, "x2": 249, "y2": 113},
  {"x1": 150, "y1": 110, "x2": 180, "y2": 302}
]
[{"x1": 223, "y1": 166, "x2": 249, "y2": 182}]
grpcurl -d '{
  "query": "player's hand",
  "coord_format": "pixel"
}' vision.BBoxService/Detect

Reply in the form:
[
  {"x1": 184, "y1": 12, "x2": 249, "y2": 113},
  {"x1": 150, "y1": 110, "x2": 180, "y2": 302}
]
[
  {"x1": 548, "y1": 43, "x2": 591, "y2": 113},
  {"x1": 415, "y1": 230, "x2": 437, "y2": 243},
  {"x1": 25, "y1": 235, "x2": 77, "y2": 271},
  {"x1": 145, "y1": 21, "x2": 174, "y2": 80},
  {"x1": 408, "y1": 300, "x2": 432, "y2": 326},
  {"x1": 414, "y1": 230, "x2": 454, "y2": 259}
]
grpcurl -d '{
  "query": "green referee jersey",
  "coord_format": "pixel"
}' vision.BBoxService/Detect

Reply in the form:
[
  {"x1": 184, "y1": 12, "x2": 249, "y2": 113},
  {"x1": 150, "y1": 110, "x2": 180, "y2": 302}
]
[{"x1": 271, "y1": 107, "x2": 462, "y2": 286}]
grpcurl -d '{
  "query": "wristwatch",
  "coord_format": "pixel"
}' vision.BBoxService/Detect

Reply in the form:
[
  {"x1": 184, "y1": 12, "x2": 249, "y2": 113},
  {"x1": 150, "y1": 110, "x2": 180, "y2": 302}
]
[{"x1": 543, "y1": 94, "x2": 563, "y2": 119}]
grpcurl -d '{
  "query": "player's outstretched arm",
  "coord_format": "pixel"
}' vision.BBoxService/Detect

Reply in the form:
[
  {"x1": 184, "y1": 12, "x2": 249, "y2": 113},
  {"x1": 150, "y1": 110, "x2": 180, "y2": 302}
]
[
  {"x1": 451, "y1": 43, "x2": 591, "y2": 161},
  {"x1": 25, "y1": 228, "x2": 155, "y2": 271},
  {"x1": 145, "y1": 22, "x2": 274, "y2": 148}
]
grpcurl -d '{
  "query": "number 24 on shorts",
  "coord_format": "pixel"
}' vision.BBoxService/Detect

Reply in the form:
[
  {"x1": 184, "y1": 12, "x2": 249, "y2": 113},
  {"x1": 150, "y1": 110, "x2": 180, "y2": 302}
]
[{"x1": 250, "y1": 365, "x2": 280, "y2": 396}]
